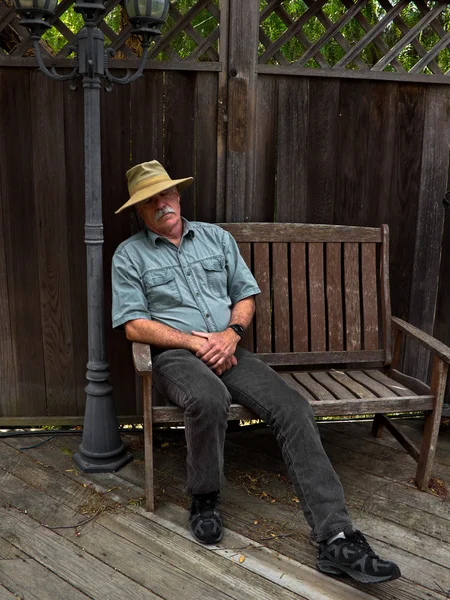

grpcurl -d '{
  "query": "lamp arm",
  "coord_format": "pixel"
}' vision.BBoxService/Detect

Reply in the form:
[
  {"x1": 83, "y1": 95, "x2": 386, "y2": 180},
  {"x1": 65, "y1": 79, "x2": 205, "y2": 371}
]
[
  {"x1": 32, "y1": 38, "x2": 79, "y2": 82},
  {"x1": 104, "y1": 43, "x2": 150, "y2": 85}
]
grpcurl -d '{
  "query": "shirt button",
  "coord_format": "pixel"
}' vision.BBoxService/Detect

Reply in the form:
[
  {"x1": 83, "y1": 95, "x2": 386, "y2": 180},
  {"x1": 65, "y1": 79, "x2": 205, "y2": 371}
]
[
  {"x1": 206, "y1": 313, "x2": 210, "y2": 318},
  {"x1": 187, "y1": 271, "x2": 191, "y2": 276},
  {"x1": 196, "y1": 292, "x2": 200, "y2": 296}
]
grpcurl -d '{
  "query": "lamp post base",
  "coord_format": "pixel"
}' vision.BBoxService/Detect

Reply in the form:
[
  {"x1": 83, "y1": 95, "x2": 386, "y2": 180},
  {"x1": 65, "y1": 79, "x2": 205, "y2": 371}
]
[{"x1": 73, "y1": 449, "x2": 133, "y2": 473}]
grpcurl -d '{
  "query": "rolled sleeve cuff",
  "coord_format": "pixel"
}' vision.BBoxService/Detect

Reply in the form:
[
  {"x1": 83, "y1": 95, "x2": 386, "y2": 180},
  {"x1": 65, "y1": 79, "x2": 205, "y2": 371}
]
[
  {"x1": 230, "y1": 286, "x2": 261, "y2": 305},
  {"x1": 112, "y1": 311, "x2": 151, "y2": 330}
]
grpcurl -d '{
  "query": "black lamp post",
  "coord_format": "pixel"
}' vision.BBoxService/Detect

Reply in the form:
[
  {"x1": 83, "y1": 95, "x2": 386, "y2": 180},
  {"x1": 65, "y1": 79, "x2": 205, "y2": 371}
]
[{"x1": 13, "y1": 0, "x2": 170, "y2": 472}]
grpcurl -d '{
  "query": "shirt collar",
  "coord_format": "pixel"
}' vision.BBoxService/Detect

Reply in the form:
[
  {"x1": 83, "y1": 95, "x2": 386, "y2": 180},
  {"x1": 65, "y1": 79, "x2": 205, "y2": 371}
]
[{"x1": 146, "y1": 217, "x2": 195, "y2": 248}]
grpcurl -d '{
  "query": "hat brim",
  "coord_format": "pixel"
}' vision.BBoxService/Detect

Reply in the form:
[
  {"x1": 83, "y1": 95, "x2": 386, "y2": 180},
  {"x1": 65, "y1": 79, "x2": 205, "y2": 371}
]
[{"x1": 115, "y1": 177, "x2": 193, "y2": 214}]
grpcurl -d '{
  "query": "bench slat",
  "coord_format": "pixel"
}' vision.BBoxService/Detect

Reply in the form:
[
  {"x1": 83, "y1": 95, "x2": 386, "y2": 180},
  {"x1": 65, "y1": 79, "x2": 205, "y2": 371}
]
[
  {"x1": 344, "y1": 243, "x2": 361, "y2": 351},
  {"x1": 364, "y1": 369, "x2": 416, "y2": 396},
  {"x1": 310, "y1": 371, "x2": 357, "y2": 399},
  {"x1": 309, "y1": 243, "x2": 326, "y2": 351},
  {"x1": 361, "y1": 243, "x2": 379, "y2": 350},
  {"x1": 290, "y1": 243, "x2": 308, "y2": 352},
  {"x1": 220, "y1": 223, "x2": 383, "y2": 243},
  {"x1": 328, "y1": 369, "x2": 376, "y2": 398},
  {"x1": 279, "y1": 372, "x2": 315, "y2": 401},
  {"x1": 237, "y1": 242, "x2": 254, "y2": 352},
  {"x1": 273, "y1": 243, "x2": 290, "y2": 352},
  {"x1": 326, "y1": 243, "x2": 344, "y2": 351},
  {"x1": 346, "y1": 370, "x2": 393, "y2": 397},
  {"x1": 254, "y1": 243, "x2": 271, "y2": 353},
  {"x1": 291, "y1": 372, "x2": 335, "y2": 401}
]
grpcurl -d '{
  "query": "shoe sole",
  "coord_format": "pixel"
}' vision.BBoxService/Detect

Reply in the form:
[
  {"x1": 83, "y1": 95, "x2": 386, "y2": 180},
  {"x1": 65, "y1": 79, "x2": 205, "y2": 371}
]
[{"x1": 317, "y1": 560, "x2": 401, "y2": 584}]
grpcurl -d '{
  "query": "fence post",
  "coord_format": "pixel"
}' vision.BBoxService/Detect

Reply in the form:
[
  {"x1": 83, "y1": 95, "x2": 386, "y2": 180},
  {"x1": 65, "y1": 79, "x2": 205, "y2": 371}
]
[{"x1": 225, "y1": 0, "x2": 260, "y2": 221}]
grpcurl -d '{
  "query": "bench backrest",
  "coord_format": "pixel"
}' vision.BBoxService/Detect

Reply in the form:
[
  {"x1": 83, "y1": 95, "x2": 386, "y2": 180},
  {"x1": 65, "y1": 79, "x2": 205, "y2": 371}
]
[{"x1": 219, "y1": 223, "x2": 391, "y2": 368}]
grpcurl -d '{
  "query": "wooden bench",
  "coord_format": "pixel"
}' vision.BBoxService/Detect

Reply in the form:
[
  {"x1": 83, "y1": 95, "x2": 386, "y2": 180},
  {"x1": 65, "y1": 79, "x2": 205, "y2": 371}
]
[{"x1": 131, "y1": 223, "x2": 450, "y2": 511}]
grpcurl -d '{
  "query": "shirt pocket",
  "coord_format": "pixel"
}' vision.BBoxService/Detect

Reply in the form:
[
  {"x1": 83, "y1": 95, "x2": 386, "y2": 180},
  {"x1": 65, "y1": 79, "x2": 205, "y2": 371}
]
[
  {"x1": 201, "y1": 256, "x2": 227, "y2": 298},
  {"x1": 143, "y1": 268, "x2": 182, "y2": 311}
]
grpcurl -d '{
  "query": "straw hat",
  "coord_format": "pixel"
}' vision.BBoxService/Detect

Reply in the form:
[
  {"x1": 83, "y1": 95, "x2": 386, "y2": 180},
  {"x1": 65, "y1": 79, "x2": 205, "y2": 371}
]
[{"x1": 115, "y1": 160, "x2": 193, "y2": 214}]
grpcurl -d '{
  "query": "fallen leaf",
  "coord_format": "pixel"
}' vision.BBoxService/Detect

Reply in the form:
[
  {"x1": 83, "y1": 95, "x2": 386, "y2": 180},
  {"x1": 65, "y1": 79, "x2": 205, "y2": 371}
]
[
  {"x1": 161, "y1": 442, "x2": 169, "y2": 448},
  {"x1": 239, "y1": 555, "x2": 245, "y2": 563},
  {"x1": 291, "y1": 496, "x2": 299, "y2": 503},
  {"x1": 253, "y1": 520, "x2": 259, "y2": 525}
]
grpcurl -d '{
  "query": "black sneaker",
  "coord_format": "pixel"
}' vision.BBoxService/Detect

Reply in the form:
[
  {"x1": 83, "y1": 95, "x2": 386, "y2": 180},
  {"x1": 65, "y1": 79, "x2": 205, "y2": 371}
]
[
  {"x1": 317, "y1": 530, "x2": 401, "y2": 584},
  {"x1": 189, "y1": 491, "x2": 223, "y2": 545}
]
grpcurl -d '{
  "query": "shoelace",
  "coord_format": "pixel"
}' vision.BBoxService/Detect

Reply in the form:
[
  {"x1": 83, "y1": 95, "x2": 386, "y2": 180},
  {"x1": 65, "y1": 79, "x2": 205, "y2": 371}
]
[{"x1": 346, "y1": 531, "x2": 379, "y2": 559}]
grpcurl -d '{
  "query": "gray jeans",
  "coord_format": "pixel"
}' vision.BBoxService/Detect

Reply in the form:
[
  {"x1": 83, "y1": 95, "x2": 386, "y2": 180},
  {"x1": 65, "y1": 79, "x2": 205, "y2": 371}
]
[{"x1": 153, "y1": 346, "x2": 352, "y2": 542}]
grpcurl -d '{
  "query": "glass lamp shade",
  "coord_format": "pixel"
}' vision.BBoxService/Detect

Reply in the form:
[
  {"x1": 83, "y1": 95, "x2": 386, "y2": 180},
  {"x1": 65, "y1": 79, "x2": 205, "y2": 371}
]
[
  {"x1": 124, "y1": 0, "x2": 169, "y2": 20},
  {"x1": 13, "y1": 0, "x2": 57, "y2": 14}
]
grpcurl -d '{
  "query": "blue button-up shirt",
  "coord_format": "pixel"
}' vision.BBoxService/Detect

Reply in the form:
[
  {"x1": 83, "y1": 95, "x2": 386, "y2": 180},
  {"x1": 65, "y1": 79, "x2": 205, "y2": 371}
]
[{"x1": 112, "y1": 219, "x2": 261, "y2": 334}]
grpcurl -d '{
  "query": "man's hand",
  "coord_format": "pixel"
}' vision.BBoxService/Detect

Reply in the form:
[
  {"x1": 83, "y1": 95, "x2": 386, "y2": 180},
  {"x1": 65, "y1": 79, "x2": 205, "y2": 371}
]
[{"x1": 192, "y1": 329, "x2": 239, "y2": 373}]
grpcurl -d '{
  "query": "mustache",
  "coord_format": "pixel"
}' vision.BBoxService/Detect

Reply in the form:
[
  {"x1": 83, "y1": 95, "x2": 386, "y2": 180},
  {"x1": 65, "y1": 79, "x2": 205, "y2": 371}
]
[{"x1": 155, "y1": 206, "x2": 176, "y2": 222}]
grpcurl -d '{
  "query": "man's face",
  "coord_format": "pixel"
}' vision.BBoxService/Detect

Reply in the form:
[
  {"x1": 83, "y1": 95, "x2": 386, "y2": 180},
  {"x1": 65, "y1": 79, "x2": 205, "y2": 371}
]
[{"x1": 137, "y1": 186, "x2": 181, "y2": 234}]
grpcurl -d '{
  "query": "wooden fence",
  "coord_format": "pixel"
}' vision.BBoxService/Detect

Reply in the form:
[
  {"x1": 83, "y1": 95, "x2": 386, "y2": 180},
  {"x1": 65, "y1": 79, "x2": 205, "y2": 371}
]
[{"x1": 0, "y1": 0, "x2": 449, "y2": 423}]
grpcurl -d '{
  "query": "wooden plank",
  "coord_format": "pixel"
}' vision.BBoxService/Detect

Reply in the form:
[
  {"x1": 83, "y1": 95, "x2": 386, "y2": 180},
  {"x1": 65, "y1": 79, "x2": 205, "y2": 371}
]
[
  {"x1": 278, "y1": 372, "x2": 315, "y2": 401},
  {"x1": 290, "y1": 243, "x2": 308, "y2": 352},
  {"x1": 334, "y1": 80, "x2": 371, "y2": 226},
  {"x1": 63, "y1": 76, "x2": 88, "y2": 415},
  {"x1": 0, "y1": 507, "x2": 158, "y2": 600},
  {"x1": 344, "y1": 243, "x2": 361, "y2": 351},
  {"x1": 0, "y1": 537, "x2": 27, "y2": 560},
  {"x1": 237, "y1": 243, "x2": 254, "y2": 352},
  {"x1": 308, "y1": 243, "x2": 326, "y2": 351},
  {"x1": 272, "y1": 243, "x2": 290, "y2": 352},
  {"x1": 328, "y1": 370, "x2": 376, "y2": 398},
  {"x1": 215, "y1": 0, "x2": 229, "y2": 222},
  {"x1": 361, "y1": 243, "x2": 379, "y2": 350},
  {"x1": 30, "y1": 71, "x2": 77, "y2": 416},
  {"x1": 255, "y1": 63, "x2": 450, "y2": 86},
  {"x1": 195, "y1": 71, "x2": 219, "y2": 223},
  {"x1": 310, "y1": 397, "x2": 432, "y2": 416},
  {"x1": 130, "y1": 70, "x2": 164, "y2": 166},
  {"x1": 380, "y1": 225, "x2": 392, "y2": 364},
  {"x1": 306, "y1": 78, "x2": 339, "y2": 224},
  {"x1": 257, "y1": 349, "x2": 385, "y2": 366},
  {"x1": 226, "y1": 0, "x2": 259, "y2": 221},
  {"x1": 310, "y1": 372, "x2": 357, "y2": 399},
  {"x1": 326, "y1": 243, "x2": 344, "y2": 351},
  {"x1": 275, "y1": 76, "x2": 309, "y2": 222},
  {"x1": 0, "y1": 559, "x2": 91, "y2": 600},
  {"x1": 164, "y1": 71, "x2": 196, "y2": 221},
  {"x1": 219, "y1": 223, "x2": 383, "y2": 243},
  {"x1": 404, "y1": 86, "x2": 450, "y2": 381},
  {"x1": 364, "y1": 369, "x2": 416, "y2": 396},
  {"x1": 253, "y1": 243, "x2": 272, "y2": 353},
  {"x1": 253, "y1": 75, "x2": 278, "y2": 221},
  {"x1": 0, "y1": 585, "x2": 18, "y2": 600},
  {"x1": 363, "y1": 82, "x2": 398, "y2": 226},
  {"x1": 346, "y1": 370, "x2": 393, "y2": 397},
  {"x1": 385, "y1": 369, "x2": 429, "y2": 396},
  {"x1": 291, "y1": 372, "x2": 335, "y2": 401},
  {"x1": 101, "y1": 81, "x2": 136, "y2": 416},
  {"x1": 0, "y1": 68, "x2": 46, "y2": 418},
  {"x1": 0, "y1": 72, "x2": 16, "y2": 417},
  {"x1": 0, "y1": 57, "x2": 223, "y2": 71}
]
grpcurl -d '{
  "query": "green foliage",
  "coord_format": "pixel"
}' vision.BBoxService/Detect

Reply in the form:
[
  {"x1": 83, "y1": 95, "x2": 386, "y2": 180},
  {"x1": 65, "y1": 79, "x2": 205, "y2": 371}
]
[
  {"x1": 259, "y1": 0, "x2": 450, "y2": 73},
  {"x1": 40, "y1": 0, "x2": 450, "y2": 73}
]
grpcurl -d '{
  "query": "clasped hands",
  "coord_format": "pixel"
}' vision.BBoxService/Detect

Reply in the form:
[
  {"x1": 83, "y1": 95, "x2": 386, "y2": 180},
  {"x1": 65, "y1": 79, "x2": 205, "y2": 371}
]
[{"x1": 191, "y1": 329, "x2": 239, "y2": 376}]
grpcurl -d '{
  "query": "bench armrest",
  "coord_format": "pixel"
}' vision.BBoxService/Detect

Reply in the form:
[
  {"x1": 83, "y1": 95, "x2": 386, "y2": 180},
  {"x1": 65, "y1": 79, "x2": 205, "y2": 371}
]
[
  {"x1": 132, "y1": 342, "x2": 152, "y2": 375},
  {"x1": 392, "y1": 317, "x2": 450, "y2": 364}
]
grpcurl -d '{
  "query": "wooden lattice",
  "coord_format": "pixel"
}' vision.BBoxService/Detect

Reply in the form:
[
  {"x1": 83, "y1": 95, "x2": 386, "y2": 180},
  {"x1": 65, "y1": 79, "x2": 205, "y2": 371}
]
[
  {"x1": 259, "y1": 0, "x2": 450, "y2": 75},
  {"x1": 0, "y1": 0, "x2": 220, "y2": 61}
]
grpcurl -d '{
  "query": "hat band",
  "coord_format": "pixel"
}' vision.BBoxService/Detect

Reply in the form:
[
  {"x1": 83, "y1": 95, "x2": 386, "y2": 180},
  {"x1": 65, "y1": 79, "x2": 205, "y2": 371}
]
[{"x1": 129, "y1": 174, "x2": 174, "y2": 197}]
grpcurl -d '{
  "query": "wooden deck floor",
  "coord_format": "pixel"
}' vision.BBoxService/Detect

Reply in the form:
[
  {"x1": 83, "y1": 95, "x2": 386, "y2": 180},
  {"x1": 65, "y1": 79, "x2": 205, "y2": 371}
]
[{"x1": 0, "y1": 418, "x2": 449, "y2": 600}]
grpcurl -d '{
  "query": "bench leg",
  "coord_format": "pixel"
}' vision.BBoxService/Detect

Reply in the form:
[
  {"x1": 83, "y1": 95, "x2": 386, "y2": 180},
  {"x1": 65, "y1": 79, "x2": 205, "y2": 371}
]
[
  {"x1": 371, "y1": 414, "x2": 385, "y2": 438},
  {"x1": 415, "y1": 356, "x2": 448, "y2": 491},
  {"x1": 143, "y1": 375, "x2": 155, "y2": 512}
]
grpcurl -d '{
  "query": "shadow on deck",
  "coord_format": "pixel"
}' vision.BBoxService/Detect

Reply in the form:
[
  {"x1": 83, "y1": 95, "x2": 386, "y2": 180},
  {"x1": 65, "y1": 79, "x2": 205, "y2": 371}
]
[{"x1": 0, "y1": 418, "x2": 449, "y2": 600}]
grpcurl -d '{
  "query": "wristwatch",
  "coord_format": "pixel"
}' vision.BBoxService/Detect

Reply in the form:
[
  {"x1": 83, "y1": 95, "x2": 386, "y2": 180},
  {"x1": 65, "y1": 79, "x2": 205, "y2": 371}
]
[{"x1": 227, "y1": 323, "x2": 245, "y2": 338}]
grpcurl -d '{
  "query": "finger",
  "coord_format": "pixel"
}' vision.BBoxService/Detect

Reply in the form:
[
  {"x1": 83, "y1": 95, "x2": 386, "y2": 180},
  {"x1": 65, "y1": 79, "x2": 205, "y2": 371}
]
[{"x1": 231, "y1": 355, "x2": 238, "y2": 366}]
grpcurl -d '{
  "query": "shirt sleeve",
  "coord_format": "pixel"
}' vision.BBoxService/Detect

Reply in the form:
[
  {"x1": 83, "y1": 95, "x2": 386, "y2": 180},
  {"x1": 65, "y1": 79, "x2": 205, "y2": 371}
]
[
  {"x1": 223, "y1": 231, "x2": 261, "y2": 304},
  {"x1": 111, "y1": 249, "x2": 152, "y2": 329}
]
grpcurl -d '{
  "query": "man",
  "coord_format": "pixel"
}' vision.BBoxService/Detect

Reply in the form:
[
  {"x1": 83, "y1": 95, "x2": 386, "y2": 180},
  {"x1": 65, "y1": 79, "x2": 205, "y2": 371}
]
[{"x1": 112, "y1": 160, "x2": 401, "y2": 584}]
